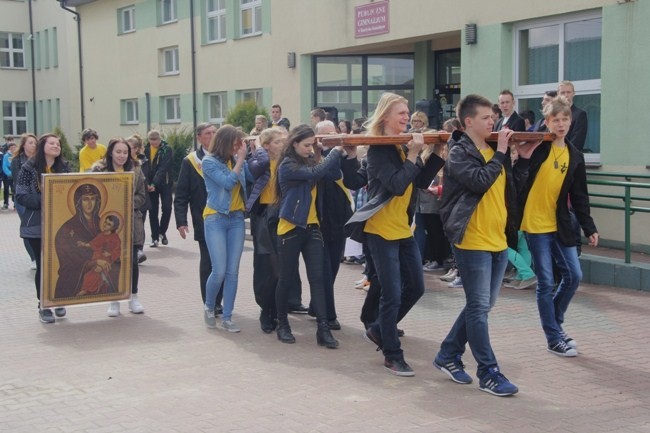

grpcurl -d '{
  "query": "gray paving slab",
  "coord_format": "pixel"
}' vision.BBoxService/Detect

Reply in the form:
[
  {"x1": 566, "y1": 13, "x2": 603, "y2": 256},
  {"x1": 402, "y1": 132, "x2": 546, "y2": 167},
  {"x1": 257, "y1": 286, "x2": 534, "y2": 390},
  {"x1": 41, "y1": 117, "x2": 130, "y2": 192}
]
[{"x1": 1, "y1": 207, "x2": 650, "y2": 433}]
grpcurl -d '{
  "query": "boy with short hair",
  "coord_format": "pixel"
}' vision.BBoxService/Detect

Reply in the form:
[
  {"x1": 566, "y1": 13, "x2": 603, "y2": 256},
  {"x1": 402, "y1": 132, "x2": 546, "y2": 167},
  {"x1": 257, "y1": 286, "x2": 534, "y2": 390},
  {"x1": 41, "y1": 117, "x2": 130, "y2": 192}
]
[{"x1": 433, "y1": 94, "x2": 519, "y2": 396}]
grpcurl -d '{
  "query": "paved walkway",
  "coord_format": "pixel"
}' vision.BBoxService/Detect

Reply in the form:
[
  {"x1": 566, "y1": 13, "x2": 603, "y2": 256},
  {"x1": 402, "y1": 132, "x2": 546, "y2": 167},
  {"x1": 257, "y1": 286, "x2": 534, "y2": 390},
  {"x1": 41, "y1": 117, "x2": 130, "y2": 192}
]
[{"x1": 1, "y1": 208, "x2": 649, "y2": 433}]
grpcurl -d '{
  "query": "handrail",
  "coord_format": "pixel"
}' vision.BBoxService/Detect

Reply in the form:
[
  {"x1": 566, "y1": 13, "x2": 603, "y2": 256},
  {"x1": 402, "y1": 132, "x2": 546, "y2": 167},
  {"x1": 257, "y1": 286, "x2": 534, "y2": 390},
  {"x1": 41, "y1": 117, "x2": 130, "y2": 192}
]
[
  {"x1": 587, "y1": 171, "x2": 650, "y2": 181},
  {"x1": 586, "y1": 177, "x2": 650, "y2": 263}
]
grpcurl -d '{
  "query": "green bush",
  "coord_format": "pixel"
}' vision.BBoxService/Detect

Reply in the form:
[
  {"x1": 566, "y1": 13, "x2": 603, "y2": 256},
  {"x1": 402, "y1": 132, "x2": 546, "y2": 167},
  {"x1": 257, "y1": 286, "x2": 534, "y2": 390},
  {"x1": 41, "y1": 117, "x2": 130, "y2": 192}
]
[
  {"x1": 224, "y1": 100, "x2": 269, "y2": 133},
  {"x1": 53, "y1": 126, "x2": 79, "y2": 172},
  {"x1": 161, "y1": 127, "x2": 194, "y2": 183}
]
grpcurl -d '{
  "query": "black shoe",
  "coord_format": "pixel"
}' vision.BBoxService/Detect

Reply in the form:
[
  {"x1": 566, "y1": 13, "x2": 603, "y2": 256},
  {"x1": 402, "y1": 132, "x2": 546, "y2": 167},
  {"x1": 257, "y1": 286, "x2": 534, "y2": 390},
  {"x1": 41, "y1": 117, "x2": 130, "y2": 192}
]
[
  {"x1": 363, "y1": 327, "x2": 383, "y2": 351},
  {"x1": 384, "y1": 358, "x2": 415, "y2": 377},
  {"x1": 137, "y1": 249, "x2": 147, "y2": 264},
  {"x1": 397, "y1": 328, "x2": 405, "y2": 337},
  {"x1": 54, "y1": 307, "x2": 66, "y2": 318},
  {"x1": 39, "y1": 309, "x2": 55, "y2": 324},
  {"x1": 317, "y1": 321, "x2": 339, "y2": 349},
  {"x1": 328, "y1": 319, "x2": 341, "y2": 330},
  {"x1": 288, "y1": 304, "x2": 309, "y2": 315},
  {"x1": 214, "y1": 305, "x2": 223, "y2": 316},
  {"x1": 161, "y1": 234, "x2": 168, "y2": 245},
  {"x1": 260, "y1": 311, "x2": 275, "y2": 334},
  {"x1": 277, "y1": 324, "x2": 296, "y2": 344}
]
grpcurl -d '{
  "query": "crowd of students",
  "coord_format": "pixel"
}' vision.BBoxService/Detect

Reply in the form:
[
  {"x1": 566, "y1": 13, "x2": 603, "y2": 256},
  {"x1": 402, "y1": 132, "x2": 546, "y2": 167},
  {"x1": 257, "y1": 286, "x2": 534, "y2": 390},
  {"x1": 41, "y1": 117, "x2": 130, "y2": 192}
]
[{"x1": 9, "y1": 85, "x2": 598, "y2": 397}]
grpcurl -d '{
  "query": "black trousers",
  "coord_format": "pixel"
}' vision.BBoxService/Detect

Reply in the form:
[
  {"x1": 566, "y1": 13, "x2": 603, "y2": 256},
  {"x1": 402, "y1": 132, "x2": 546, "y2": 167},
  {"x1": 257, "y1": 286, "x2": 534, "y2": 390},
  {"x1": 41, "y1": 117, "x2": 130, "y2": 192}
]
[
  {"x1": 319, "y1": 233, "x2": 346, "y2": 320},
  {"x1": 198, "y1": 239, "x2": 222, "y2": 305},
  {"x1": 251, "y1": 212, "x2": 279, "y2": 315},
  {"x1": 27, "y1": 238, "x2": 41, "y2": 302},
  {"x1": 276, "y1": 226, "x2": 327, "y2": 322},
  {"x1": 148, "y1": 184, "x2": 172, "y2": 240},
  {"x1": 131, "y1": 245, "x2": 140, "y2": 294}
]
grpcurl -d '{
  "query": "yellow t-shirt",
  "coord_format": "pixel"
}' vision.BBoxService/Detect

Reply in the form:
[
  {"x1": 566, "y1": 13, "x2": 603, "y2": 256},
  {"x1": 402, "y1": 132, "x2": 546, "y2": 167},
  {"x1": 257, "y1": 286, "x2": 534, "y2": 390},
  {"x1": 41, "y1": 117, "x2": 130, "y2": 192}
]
[
  {"x1": 149, "y1": 146, "x2": 159, "y2": 165},
  {"x1": 364, "y1": 146, "x2": 413, "y2": 241},
  {"x1": 79, "y1": 143, "x2": 107, "y2": 172},
  {"x1": 259, "y1": 159, "x2": 278, "y2": 204},
  {"x1": 278, "y1": 186, "x2": 318, "y2": 235},
  {"x1": 521, "y1": 143, "x2": 569, "y2": 234},
  {"x1": 202, "y1": 161, "x2": 244, "y2": 218},
  {"x1": 455, "y1": 147, "x2": 507, "y2": 252}
]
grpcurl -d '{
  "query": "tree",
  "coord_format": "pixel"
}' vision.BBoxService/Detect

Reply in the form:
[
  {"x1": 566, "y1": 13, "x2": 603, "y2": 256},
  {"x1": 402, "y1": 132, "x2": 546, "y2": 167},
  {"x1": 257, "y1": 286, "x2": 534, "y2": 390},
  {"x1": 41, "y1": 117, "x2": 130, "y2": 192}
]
[{"x1": 224, "y1": 100, "x2": 268, "y2": 133}]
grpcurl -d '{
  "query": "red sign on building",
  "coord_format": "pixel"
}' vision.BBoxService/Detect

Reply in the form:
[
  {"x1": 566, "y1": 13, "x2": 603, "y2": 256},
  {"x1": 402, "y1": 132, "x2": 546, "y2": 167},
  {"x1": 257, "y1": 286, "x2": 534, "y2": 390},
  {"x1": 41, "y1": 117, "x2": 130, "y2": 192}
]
[{"x1": 355, "y1": 1, "x2": 390, "y2": 38}]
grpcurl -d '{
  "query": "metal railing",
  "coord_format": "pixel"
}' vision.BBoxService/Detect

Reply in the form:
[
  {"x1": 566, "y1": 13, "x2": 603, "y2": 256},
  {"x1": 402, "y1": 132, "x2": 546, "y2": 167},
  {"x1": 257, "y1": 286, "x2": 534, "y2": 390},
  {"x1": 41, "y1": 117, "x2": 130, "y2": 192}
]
[{"x1": 586, "y1": 172, "x2": 650, "y2": 263}]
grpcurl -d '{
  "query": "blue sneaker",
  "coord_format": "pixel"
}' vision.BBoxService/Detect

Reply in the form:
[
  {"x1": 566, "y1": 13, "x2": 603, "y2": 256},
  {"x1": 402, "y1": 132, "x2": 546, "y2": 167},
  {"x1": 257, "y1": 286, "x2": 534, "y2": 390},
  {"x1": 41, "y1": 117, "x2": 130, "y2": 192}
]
[
  {"x1": 479, "y1": 367, "x2": 518, "y2": 397},
  {"x1": 433, "y1": 355, "x2": 473, "y2": 384}
]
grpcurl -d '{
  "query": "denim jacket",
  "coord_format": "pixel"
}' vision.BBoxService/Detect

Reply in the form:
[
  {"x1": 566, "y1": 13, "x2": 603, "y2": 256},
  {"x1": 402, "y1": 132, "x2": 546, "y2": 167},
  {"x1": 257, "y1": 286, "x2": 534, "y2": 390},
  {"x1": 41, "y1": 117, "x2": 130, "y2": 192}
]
[
  {"x1": 277, "y1": 149, "x2": 343, "y2": 228},
  {"x1": 203, "y1": 154, "x2": 250, "y2": 215}
]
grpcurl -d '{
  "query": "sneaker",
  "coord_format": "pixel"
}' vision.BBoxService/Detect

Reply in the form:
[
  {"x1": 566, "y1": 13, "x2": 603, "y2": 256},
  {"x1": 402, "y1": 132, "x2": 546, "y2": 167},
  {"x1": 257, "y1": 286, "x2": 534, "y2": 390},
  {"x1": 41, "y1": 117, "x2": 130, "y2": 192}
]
[
  {"x1": 355, "y1": 279, "x2": 370, "y2": 291},
  {"x1": 440, "y1": 268, "x2": 458, "y2": 282},
  {"x1": 137, "y1": 250, "x2": 147, "y2": 264},
  {"x1": 561, "y1": 333, "x2": 577, "y2": 349},
  {"x1": 479, "y1": 367, "x2": 519, "y2": 396},
  {"x1": 505, "y1": 276, "x2": 537, "y2": 290},
  {"x1": 448, "y1": 276, "x2": 463, "y2": 288},
  {"x1": 218, "y1": 320, "x2": 241, "y2": 333},
  {"x1": 1, "y1": 203, "x2": 7, "y2": 209},
  {"x1": 129, "y1": 295, "x2": 144, "y2": 314},
  {"x1": 384, "y1": 358, "x2": 415, "y2": 377},
  {"x1": 30, "y1": 260, "x2": 37, "y2": 270},
  {"x1": 502, "y1": 269, "x2": 518, "y2": 283},
  {"x1": 424, "y1": 261, "x2": 445, "y2": 272},
  {"x1": 161, "y1": 234, "x2": 168, "y2": 245},
  {"x1": 149, "y1": 239, "x2": 159, "y2": 248},
  {"x1": 363, "y1": 327, "x2": 383, "y2": 351},
  {"x1": 214, "y1": 305, "x2": 223, "y2": 316},
  {"x1": 54, "y1": 307, "x2": 67, "y2": 318},
  {"x1": 107, "y1": 302, "x2": 120, "y2": 317},
  {"x1": 548, "y1": 340, "x2": 578, "y2": 357},
  {"x1": 204, "y1": 308, "x2": 217, "y2": 328},
  {"x1": 433, "y1": 355, "x2": 473, "y2": 384},
  {"x1": 354, "y1": 276, "x2": 367, "y2": 286},
  {"x1": 39, "y1": 309, "x2": 55, "y2": 324}
]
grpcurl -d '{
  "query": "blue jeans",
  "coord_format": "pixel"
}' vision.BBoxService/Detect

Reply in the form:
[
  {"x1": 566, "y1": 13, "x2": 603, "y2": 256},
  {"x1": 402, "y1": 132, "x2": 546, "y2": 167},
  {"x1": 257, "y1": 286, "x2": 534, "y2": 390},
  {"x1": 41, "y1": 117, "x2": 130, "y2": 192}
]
[
  {"x1": 366, "y1": 234, "x2": 425, "y2": 361},
  {"x1": 438, "y1": 247, "x2": 508, "y2": 376},
  {"x1": 526, "y1": 232, "x2": 582, "y2": 345},
  {"x1": 204, "y1": 211, "x2": 245, "y2": 320}
]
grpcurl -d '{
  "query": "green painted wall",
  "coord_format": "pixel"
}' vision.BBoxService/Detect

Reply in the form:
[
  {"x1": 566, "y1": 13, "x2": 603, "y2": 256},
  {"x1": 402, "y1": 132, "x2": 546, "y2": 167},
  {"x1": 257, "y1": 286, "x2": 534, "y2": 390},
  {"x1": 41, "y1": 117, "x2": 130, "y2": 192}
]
[
  {"x1": 413, "y1": 41, "x2": 435, "y2": 101},
  {"x1": 600, "y1": 2, "x2": 650, "y2": 167},
  {"x1": 461, "y1": 23, "x2": 513, "y2": 101},
  {"x1": 299, "y1": 54, "x2": 313, "y2": 124}
]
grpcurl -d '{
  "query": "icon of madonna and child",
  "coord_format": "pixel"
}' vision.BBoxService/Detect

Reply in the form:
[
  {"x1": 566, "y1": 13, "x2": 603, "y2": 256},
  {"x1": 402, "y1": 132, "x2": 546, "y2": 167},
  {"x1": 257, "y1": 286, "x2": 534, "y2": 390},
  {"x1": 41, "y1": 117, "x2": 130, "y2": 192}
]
[{"x1": 48, "y1": 176, "x2": 133, "y2": 303}]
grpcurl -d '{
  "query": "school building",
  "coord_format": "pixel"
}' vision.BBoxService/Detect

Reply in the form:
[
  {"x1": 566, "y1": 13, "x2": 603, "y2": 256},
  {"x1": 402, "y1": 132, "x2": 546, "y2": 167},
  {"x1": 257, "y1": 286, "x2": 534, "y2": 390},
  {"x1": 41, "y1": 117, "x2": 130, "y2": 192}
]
[{"x1": 4, "y1": 0, "x2": 650, "y2": 250}]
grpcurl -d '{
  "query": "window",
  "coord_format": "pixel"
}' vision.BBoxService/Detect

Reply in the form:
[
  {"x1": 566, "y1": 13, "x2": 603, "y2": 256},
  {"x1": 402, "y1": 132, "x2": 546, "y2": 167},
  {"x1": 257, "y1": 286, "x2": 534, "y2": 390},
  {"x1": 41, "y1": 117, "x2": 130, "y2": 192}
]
[
  {"x1": 160, "y1": 0, "x2": 177, "y2": 24},
  {"x1": 239, "y1": 0, "x2": 262, "y2": 37},
  {"x1": 0, "y1": 32, "x2": 25, "y2": 69},
  {"x1": 122, "y1": 99, "x2": 139, "y2": 124},
  {"x1": 3, "y1": 101, "x2": 27, "y2": 136},
  {"x1": 119, "y1": 6, "x2": 136, "y2": 34},
  {"x1": 515, "y1": 12, "x2": 602, "y2": 156},
  {"x1": 207, "y1": 0, "x2": 226, "y2": 42},
  {"x1": 162, "y1": 95, "x2": 181, "y2": 123},
  {"x1": 207, "y1": 92, "x2": 227, "y2": 126},
  {"x1": 43, "y1": 29, "x2": 50, "y2": 69},
  {"x1": 160, "y1": 46, "x2": 179, "y2": 75},
  {"x1": 313, "y1": 54, "x2": 415, "y2": 120},
  {"x1": 239, "y1": 89, "x2": 261, "y2": 106}
]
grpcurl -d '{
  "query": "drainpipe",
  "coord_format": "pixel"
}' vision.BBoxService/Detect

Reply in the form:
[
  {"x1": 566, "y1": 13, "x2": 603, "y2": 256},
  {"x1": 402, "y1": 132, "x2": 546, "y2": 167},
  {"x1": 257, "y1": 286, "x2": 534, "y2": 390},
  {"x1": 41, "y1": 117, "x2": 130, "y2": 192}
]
[
  {"x1": 58, "y1": 0, "x2": 85, "y2": 130},
  {"x1": 28, "y1": 0, "x2": 37, "y2": 133},
  {"x1": 189, "y1": 0, "x2": 197, "y2": 149},
  {"x1": 145, "y1": 92, "x2": 151, "y2": 133}
]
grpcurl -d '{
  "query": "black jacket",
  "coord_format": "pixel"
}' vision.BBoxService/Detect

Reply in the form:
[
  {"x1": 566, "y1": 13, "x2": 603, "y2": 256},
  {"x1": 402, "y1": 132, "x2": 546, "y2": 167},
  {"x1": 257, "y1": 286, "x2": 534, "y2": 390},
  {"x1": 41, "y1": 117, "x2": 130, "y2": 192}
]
[
  {"x1": 145, "y1": 140, "x2": 174, "y2": 188},
  {"x1": 568, "y1": 104, "x2": 588, "y2": 151},
  {"x1": 513, "y1": 139, "x2": 597, "y2": 246},
  {"x1": 494, "y1": 111, "x2": 526, "y2": 132},
  {"x1": 345, "y1": 144, "x2": 444, "y2": 242},
  {"x1": 439, "y1": 131, "x2": 518, "y2": 249},
  {"x1": 173, "y1": 147, "x2": 208, "y2": 241}
]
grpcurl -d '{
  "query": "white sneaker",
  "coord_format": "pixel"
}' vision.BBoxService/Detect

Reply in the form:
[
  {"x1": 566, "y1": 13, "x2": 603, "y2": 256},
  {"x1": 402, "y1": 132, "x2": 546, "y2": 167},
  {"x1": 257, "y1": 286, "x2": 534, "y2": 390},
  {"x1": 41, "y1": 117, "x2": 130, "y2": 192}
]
[
  {"x1": 424, "y1": 261, "x2": 445, "y2": 272},
  {"x1": 129, "y1": 294, "x2": 144, "y2": 314},
  {"x1": 107, "y1": 302, "x2": 120, "y2": 317},
  {"x1": 218, "y1": 320, "x2": 241, "y2": 333},
  {"x1": 354, "y1": 276, "x2": 367, "y2": 286},
  {"x1": 448, "y1": 276, "x2": 463, "y2": 288},
  {"x1": 440, "y1": 268, "x2": 458, "y2": 282},
  {"x1": 30, "y1": 260, "x2": 37, "y2": 270}
]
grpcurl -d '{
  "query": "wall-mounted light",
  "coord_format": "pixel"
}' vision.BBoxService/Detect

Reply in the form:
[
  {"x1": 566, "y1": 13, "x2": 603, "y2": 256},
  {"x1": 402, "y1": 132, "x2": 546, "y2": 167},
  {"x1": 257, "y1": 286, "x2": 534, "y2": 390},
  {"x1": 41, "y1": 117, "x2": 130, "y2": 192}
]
[
  {"x1": 465, "y1": 24, "x2": 477, "y2": 45},
  {"x1": 287, "y1": 52, "x2": 296, "y2": 69}
]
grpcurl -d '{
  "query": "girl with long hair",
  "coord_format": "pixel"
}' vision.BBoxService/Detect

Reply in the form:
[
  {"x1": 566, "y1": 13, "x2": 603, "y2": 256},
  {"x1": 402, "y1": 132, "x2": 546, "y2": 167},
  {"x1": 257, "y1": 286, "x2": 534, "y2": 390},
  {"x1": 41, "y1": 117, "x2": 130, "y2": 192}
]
[{"x1": 11, "y1": 133, "x2": 38, "y2": 268}]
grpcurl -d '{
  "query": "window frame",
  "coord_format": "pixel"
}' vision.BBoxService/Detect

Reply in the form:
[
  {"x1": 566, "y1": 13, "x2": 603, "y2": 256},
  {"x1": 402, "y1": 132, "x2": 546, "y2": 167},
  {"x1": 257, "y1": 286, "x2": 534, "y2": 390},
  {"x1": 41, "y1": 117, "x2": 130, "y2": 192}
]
[
  {"x1": 207, "y1": 92, "x2": 227, "y2": 126},
  {"x1": 0, "y1": 32, "x2": 26, "y2": 69},
  {"x1": 122, "y1": 99, "x2": 139, "y2": 124},
  {"x1": 160, "y1": 0, "x2": 177, "y2": 25},
  {"x1": 160, "y1": 46, "x2": 179, "y2": 76},
  {"x1": 2, "y1": 101, "x2": 28, "y2": 136},
  {"x1": 119, "y1": 6, "x2": 136, "y2": 34},
  {"x1": 513, "y1": 11, "x2": 602, "y2": 161},
  {"x1": 239, "y1": 89, "x2": 262, "y2": 106},
  {"x1": 239, "y1": 0, "x2": 262, "y2": 38},
  {"x1": 162, "y1": 95, "x2": 181, "y2": 123},
  {"x1": 206, "y1": 0, "x2": 226, "y2": 43}
]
